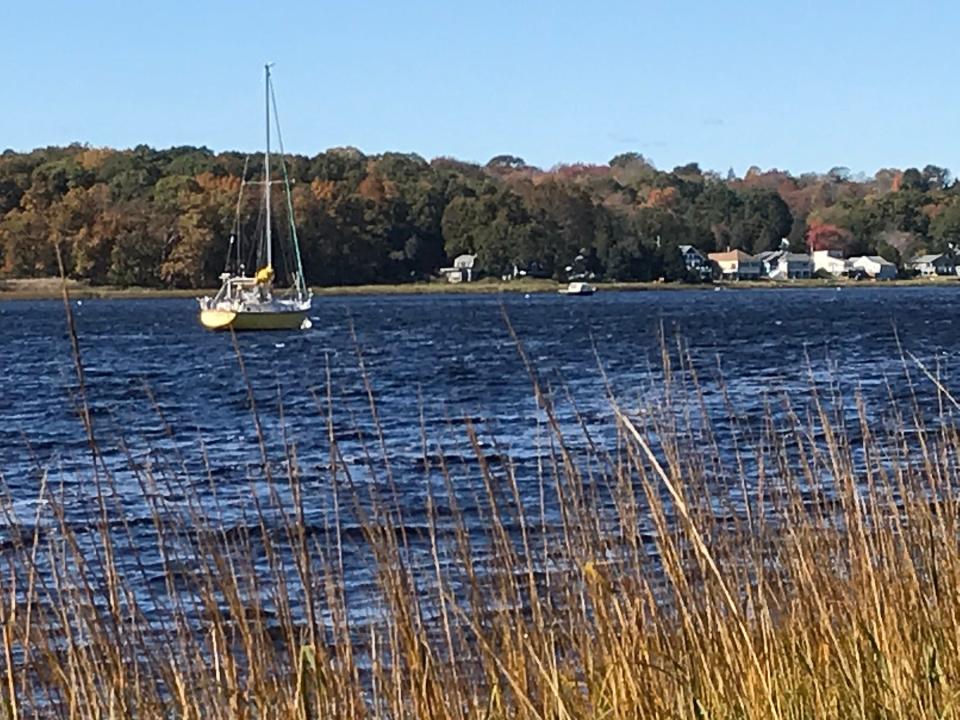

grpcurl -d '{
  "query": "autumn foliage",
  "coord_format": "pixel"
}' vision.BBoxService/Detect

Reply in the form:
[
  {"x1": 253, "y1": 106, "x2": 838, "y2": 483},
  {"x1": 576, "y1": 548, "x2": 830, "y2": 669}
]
[
  {"x1": 0, "y1": 144, "x2": 957, "y2": 287},
  {"x1": 805, "y1": 222, "x2": 853, "y2": 252}
]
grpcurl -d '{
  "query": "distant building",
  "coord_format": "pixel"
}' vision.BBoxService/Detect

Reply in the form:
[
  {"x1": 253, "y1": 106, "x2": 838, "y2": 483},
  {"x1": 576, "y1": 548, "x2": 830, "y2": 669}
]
[
  {"x1": 755, "y1": 250, "x2": 781, "y2": 277},
  {"x1": 708, "y1": 250, "x2": 761, "y2": 280},
  {"x1": 757, "y1": 250, "x2": 814, "y2": 279},
  {"x1": 510, "y1": 261, "x2": 550, "y2": 279},
  {"x1": 772, "y1": 252, "x2": 814, "y2": 280},
  {"x1": 811, "y1": 249, "x2": 849, "y2": 276},
  {"x1": 564, "y1": 251, "x2": 595, "y2": 281},
  {"x1": 849, "y1": 255, "x2": 898, "y2": 280},
  {"x1": 440, "y1": 254, "x2": 476, "y2": 283},
  {"x1": 677, "y1": 245, "x2": 712, "y2": 280},
  {"x1": 909, "y1": 253, "x2": 956, "y2": 276}
]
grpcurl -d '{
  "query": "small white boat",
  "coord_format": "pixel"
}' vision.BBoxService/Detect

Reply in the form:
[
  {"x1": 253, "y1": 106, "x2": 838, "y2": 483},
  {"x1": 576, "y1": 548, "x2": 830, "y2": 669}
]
[{"x1": 559, "y1": 281, "x2": 596, "y2": 296}]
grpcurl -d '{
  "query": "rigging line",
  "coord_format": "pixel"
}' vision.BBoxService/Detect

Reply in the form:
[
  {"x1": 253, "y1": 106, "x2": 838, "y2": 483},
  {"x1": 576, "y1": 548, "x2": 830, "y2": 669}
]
[
  {"x1": 252, "y1": 185, "x2": 266, "y2": 273},
  {"x1": 234, "y1": 155, "x2": 251, "y2": 274},
  {"x1": 269, "y1": 76, "x2": 308, "y2": 297},
  {"x1": 274, "y1": 187, "x2": 295, "y2": 284}
]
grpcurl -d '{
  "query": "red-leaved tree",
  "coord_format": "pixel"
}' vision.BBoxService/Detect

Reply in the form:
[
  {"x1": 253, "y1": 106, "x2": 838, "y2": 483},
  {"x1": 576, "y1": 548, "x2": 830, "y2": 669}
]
[{"x1": 806, "y1": 222, "x2": 852, "y2": 253}]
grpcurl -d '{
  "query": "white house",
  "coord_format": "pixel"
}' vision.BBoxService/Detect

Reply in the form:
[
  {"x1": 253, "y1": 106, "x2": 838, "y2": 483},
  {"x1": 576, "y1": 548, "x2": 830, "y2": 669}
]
[
  {"x1": 849, "y1": 255, "x2": 898, "y2": 280},
  {"x1": 812, "y1": 249, "x2": 849, "y2": 276},
  {"x1": 708, "y1": 250, "x2": 761, "y2": 280},
  {"x1": 440, "y1": 254, "x2": 476, "y2": 283},
  {"x1": 909, "y1": 253, "x2": 956, "y2": 276}
]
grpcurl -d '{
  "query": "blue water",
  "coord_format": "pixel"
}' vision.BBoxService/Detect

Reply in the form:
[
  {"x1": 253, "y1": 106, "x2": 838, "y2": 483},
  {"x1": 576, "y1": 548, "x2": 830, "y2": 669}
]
[{"x1": 0, "y1": 287, "x2": 957, "y2": 604}]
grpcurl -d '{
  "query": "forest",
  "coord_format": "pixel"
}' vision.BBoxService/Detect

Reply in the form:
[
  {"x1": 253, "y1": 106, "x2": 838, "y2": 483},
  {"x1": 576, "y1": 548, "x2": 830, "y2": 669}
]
[{"x1": 1, "y1": 143, "x2": 959, "y2": 287}]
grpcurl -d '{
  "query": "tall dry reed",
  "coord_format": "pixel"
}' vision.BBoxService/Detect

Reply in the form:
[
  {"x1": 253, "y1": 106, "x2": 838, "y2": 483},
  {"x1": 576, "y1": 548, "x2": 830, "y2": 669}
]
[{"x1": 1, "y1": 284, "x2": 959, "y2": 718}]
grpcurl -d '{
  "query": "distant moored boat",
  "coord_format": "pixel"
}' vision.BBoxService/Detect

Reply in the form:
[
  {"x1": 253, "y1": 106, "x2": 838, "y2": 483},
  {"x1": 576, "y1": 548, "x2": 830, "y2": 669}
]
[
  {"x1": 198, "y1": 64, "x2": 311, "y2": 331},
  {"x1": 559, "y1": 281, "x2": 596, "y2": 296}
]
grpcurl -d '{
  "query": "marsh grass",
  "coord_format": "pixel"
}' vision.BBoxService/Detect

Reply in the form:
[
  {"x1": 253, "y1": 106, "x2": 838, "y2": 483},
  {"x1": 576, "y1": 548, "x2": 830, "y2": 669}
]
[{"x1": 2, "y1": 279, "x2": 960, "y2": 718}]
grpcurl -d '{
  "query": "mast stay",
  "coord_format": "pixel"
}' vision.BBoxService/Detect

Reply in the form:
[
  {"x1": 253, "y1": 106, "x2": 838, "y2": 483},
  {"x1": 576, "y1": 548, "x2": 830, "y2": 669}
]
[
  {"x1": 268, "y1": 74, "x2": 308, "y2": 300},
  {"x1": 264, "y1": 63, "x2": 273, "y2": 271}
]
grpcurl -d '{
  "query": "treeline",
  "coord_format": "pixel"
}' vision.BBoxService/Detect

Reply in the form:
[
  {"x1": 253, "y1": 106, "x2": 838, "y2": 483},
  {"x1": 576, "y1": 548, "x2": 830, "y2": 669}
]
[{"x1": 1, "y1": 144, "x2": 959, "y2": 287}]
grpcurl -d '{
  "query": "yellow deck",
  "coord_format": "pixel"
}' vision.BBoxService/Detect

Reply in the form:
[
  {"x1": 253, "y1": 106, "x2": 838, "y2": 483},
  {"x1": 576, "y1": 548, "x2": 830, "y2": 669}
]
[{"x1": 199, "y1": 309, "x2": 308, "y2": 331}]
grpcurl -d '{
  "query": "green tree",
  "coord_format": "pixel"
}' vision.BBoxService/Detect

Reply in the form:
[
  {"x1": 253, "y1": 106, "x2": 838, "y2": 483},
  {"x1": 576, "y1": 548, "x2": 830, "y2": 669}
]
[
  {"x1": 900, "y1": 168, "x2": 927, "y2": 191},
  {"x1": 108, "y1": 202, "x2": 171, "y2": 286},
  {"x1": 929, "y1": 201, "x2": 960, "y2": 252},
  {"x1": 0, "y1": 207, "x2": 51, "y2": 275}
]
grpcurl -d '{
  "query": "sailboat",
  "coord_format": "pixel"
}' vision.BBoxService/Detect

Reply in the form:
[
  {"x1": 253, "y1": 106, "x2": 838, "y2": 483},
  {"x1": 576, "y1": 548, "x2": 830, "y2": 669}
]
[{"x1": 198, "y1": 64, "x2": 312, "y2": 331}]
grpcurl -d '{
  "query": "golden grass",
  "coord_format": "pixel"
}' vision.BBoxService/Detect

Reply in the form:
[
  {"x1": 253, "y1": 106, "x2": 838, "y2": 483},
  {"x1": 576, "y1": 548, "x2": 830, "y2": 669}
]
[
  {"x1": 4, "y1": 273, "x2": 960, "y2": 301},
  {"x1": 0, "y1": 278, "x2": 207, "y2": 300},
  {"x1": 3, "y1": 279, "x2": 960, "y2": 717}
]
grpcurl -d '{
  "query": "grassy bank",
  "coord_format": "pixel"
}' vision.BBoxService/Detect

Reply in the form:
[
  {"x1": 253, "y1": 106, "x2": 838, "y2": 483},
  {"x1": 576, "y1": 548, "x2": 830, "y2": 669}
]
[
  {"x1": 0, "y1": 278, "x2": 207, "y2": 300},
  {"x1": 4, "y1": 274, "x2": 960, "y2": 301},
  {"x1": 5, "y1": 300, "x2": 960, "y2": 718},
  {"x1": 0, "y1": 276, "x2": 695, "y2": 299}
]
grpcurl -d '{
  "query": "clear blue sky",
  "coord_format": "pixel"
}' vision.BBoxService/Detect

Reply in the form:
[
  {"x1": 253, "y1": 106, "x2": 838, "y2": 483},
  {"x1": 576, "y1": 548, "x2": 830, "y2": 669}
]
[{"x1": 2, "y1": 0, "x2": 957, "y2": 176}]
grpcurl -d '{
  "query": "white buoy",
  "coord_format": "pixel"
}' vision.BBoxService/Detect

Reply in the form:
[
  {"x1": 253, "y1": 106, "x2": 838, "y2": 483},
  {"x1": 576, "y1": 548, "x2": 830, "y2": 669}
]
[{"x1": 300, "y1": 317, "x2": 313, "y2": 330}]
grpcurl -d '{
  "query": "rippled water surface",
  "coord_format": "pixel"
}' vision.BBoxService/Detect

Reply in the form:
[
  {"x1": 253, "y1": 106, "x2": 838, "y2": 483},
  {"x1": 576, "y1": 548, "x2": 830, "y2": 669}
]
[
  {"x1": 0, "y1": 287, "x2": 957, "y2": 577},
  {"x1": 0, "y1": 287, "x2": 956, "y2": 471}
]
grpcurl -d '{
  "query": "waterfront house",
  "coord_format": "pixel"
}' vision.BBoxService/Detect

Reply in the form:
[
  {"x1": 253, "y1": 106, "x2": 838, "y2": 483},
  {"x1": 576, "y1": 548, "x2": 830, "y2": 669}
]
[
  {"x1": 677, "y1": 245, "x2": 712, "y2": 280},
  {"x1": 774, "y1": 252, "x2": 814, "y2": 279},
  {"x1": 755, "y1": 250, "x2": 781, "y2": 278},
  {"x1": 564, "y1": 251, "x2": 597, "y2": 282},
  {"x1": 510, "y1": 261, "x2": 550, "y2": 279},
  {"x1": 849, "y1": 255, "x2": 898, "y2": 280},
  {"x1": 811, "y1": 249, "x2": 849, "y2": 276},
  {"x1": 440, "y1": 254, "x2": 476, "y2": 283},
  {"x1": 758, "y1": 250, "x2": 814, "y2": 279},
  {"x1": 909, "y1": 253, "x2": 956, "y2": 276},
  {"x1": 708, "y1": 249, "x2": 761, "y2": 280}
]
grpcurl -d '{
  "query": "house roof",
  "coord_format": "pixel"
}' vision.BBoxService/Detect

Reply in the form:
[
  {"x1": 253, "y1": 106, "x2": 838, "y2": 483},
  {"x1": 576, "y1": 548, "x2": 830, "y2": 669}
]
[
  {"x1": 757, "y1": 250, "x2": 813, "y2": 264},
  {"x1": 910, "y1": 254, "x2": 949, "y2": 265},
  {"x1": 708, "y1": 250, "x2": 756, "y2": 262},
  {"x1": 853, "y1": 255, "x2": 896, "y2": 266},
  {"x1": 755, "y1": 250, "x2": 782, "y2": 262}
]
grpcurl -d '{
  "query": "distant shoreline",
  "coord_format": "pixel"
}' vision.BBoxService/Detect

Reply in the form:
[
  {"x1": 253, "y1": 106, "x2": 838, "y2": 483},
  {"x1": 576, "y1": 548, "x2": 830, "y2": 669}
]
[{"x1": 2, "y1": 276, "x2": 959, "y2": 301}]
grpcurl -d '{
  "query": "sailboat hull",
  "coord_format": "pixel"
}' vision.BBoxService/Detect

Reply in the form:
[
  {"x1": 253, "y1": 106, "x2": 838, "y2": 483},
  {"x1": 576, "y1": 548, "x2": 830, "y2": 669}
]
[{"x1": 200, "y1": 308, "x2": 308, "y2": 331}]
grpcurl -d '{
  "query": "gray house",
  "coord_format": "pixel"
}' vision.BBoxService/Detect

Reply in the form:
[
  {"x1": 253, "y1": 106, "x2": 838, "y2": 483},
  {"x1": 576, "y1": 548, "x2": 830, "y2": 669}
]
[
  {"x1": 772, "y1": 252, "x2": 814, "y2": 280},
  {"x1": 849, "y1": 255, "x2": 898, "y2": 280},
  {"x1": 755, "y1": 250, "x2": 782, "y2": 278},
  {"x1": 910, "y1": 253, "x2": 956, "y2": 276},
  {"x1": 757, "y1": 250, "x2": 814, "y2": 279}
]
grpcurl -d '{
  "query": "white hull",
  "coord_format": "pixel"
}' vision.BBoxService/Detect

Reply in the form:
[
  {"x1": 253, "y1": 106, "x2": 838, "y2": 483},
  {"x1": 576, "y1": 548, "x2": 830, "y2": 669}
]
[{"x1": 559, "y1": 282, "x2": 596, "y2": 296}]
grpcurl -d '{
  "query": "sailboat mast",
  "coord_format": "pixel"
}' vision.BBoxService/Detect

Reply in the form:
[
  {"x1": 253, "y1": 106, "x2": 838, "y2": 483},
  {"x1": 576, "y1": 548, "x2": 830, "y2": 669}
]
[{"x1": 264, "y1": 63, "x2": 272, "y2": 269}]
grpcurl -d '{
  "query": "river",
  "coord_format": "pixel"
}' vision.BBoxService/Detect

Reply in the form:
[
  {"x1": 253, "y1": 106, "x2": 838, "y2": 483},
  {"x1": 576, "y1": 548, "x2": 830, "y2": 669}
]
[{"x1": 0, "y1": 287, "x2": 956, "y2": 606}]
